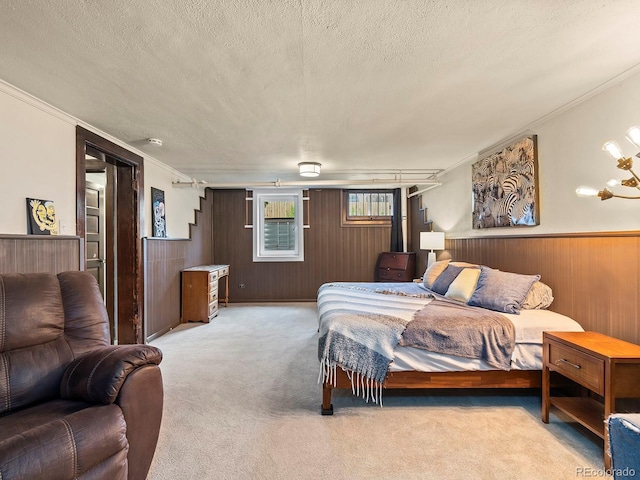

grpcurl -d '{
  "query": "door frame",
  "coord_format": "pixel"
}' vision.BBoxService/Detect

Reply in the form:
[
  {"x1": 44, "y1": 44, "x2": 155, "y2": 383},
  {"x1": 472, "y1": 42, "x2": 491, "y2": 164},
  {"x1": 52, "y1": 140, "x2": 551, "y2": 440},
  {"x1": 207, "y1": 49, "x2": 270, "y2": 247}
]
[{"x1": 76, "y1": 126, "x2": 145, "y2": 344}]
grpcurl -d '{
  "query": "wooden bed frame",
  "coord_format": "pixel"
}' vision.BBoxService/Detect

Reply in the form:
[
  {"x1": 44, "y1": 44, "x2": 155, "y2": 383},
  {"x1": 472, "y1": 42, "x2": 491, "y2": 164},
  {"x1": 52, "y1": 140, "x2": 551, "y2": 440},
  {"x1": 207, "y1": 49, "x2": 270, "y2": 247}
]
[{"x1": 321, "y1": 368, "x2": 541, "y2": 415}]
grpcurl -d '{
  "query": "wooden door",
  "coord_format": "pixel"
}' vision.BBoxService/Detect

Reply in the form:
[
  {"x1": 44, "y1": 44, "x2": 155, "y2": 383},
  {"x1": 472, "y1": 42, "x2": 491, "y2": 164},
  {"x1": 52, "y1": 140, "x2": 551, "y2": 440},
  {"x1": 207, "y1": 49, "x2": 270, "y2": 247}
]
[{"x1": 85, "y1": 180, "x2": 105, "y2": 296}]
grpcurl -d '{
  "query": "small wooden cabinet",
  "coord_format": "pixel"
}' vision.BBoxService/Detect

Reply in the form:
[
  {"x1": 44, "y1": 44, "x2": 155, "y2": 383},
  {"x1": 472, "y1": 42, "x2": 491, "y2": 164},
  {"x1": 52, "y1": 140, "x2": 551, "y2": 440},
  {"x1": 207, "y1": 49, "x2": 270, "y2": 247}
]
[
  {"x1": 376, "y1": 252, "x2": 416, "y2": 282},
  {"x1": 542, "y1": 331, "x2": 640, "y2": 468},
  {"x1": 181, "y1": 265, "x2": 230, "y2": 323}
]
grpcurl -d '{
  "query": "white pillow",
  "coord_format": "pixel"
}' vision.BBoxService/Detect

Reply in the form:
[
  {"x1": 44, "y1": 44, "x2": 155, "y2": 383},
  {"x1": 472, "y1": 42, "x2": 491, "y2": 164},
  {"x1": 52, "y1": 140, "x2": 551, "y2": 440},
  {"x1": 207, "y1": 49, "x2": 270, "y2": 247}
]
[{"x1": 444, "y1": 268, "x2": 481, "y2": 303}]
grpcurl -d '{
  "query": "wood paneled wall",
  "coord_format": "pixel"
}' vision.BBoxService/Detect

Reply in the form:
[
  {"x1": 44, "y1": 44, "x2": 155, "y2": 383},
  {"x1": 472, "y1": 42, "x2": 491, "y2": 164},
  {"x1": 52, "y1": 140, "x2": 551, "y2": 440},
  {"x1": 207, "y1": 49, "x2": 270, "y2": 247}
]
[
  {"x1": 11, "y1": 191, "x2": 633, "y2": 347},
  {"x1": 408, "y1": 191, "x2": 640, "y2": 344},
  {"x1": 0, "y1": 235, "x2": 81, "y2": 273},
  {"x1": 211, "y1": 189, "x2": 392, "y2": 302},
  {"x1": 446, "y1": 233, "x2": 640, "y2": 344},
  {"x1": 143, "y1": 190, "x2": 214, "y2": 341}
]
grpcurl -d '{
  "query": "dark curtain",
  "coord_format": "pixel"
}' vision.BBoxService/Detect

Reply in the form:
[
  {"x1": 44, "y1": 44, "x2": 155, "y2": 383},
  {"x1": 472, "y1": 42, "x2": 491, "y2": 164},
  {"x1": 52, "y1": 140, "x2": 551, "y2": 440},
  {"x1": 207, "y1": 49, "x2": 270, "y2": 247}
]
[{"x1": 390, "y1": 188, "x2": 403, "y2": 252}]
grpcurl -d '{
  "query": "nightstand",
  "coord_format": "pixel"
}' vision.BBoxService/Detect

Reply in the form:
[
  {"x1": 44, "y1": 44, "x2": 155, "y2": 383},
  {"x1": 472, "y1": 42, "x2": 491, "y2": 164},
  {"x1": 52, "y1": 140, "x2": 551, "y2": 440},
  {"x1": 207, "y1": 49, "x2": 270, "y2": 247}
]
[{"x1": 542, "y1": 331, "x2": 640, "y2": 469}]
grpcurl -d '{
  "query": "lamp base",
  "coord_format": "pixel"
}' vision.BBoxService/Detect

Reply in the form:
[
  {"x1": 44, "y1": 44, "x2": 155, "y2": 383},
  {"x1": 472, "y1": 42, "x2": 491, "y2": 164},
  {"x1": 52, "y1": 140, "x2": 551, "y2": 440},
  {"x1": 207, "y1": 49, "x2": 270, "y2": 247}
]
[{"x1": 427, "y1": 251, "x2": 437, "y2": 269}]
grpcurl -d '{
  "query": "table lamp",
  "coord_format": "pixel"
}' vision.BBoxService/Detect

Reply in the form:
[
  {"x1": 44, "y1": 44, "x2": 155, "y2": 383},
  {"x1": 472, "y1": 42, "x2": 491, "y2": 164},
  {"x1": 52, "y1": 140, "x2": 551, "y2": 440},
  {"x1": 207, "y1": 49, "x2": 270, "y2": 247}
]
[{"x1": 420, "y1": 231, "x2": 445, "y2": 268}]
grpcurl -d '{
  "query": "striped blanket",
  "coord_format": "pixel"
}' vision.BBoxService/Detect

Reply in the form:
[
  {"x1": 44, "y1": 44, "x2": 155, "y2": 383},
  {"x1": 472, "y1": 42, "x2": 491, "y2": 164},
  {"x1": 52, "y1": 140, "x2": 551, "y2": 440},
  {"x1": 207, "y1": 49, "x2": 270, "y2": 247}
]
[{"x1": 317, "y1": 282, "x2": 433, "y2": 405}]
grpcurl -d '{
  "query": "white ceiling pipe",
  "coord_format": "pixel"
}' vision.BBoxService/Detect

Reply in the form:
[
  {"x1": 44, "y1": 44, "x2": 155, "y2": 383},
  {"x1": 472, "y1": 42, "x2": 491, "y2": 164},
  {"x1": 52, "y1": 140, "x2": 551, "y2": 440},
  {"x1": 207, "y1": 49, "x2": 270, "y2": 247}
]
[
  {"x1": 406, "y1": 184, "x2": 442, "y2": 197},
  {"x1": 172, "y1": 178, "x2": 442, "y2": 189}
]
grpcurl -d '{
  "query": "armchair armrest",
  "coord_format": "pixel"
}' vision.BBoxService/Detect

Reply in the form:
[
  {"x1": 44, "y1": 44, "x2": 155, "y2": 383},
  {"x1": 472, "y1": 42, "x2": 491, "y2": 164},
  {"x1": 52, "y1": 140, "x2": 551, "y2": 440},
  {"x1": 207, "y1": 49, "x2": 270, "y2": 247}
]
[{"x1": 60, "y1": 345, "x2": 162, "y2": 404}]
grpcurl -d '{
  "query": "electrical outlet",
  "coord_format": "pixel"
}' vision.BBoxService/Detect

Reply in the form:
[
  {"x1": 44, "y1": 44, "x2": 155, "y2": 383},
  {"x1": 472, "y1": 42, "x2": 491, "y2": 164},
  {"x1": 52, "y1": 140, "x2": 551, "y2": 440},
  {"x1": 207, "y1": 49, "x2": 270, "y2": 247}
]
[{"x1": 239, "y1": 283, "x2": 245, "y2": 288}]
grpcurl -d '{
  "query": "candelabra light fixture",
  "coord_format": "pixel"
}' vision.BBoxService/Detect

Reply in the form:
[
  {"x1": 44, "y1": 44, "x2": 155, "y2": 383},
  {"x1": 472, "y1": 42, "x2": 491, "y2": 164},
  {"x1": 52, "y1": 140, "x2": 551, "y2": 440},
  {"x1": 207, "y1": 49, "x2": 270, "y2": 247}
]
[{"x1": 576, "y1": 125, "x2": 640, "y2": 200}]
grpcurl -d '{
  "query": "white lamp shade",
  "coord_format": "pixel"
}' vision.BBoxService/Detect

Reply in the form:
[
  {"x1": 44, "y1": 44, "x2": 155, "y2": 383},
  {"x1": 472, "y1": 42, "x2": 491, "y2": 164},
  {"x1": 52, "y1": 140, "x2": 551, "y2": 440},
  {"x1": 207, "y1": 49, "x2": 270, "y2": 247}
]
[{"x1": 420, "y1": 231, "x2": 445, "y2": 251}]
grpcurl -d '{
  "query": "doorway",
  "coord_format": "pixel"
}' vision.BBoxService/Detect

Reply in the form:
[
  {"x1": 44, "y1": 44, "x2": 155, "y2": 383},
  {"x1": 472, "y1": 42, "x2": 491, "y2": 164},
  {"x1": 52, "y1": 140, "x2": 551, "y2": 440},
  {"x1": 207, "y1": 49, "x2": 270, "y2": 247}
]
[
  {"x1": 76, "y1": 126, "x2": 144, "y2": 345},
  {"x1": 85, "y1": 146, "x2": 118, "y2": 341}
]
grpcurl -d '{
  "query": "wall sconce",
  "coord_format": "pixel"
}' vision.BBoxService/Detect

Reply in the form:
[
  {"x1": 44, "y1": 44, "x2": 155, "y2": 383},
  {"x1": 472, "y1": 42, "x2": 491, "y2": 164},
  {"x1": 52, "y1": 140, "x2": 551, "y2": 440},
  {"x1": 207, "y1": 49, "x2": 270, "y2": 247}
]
[
  {"x1": 576, "y1": 125, "x2": 640, "y2": 200},
  {"x1": 420, "y1": 231, "x2": 445, "y2": 268},
  {"x1": 298, "y1": 162, "x2": 321, "y2": 177}
]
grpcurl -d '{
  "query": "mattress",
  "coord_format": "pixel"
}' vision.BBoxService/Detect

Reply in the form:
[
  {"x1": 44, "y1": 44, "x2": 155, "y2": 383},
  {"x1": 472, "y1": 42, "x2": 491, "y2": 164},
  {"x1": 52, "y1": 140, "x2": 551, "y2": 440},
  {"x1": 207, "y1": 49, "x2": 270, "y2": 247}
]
[{"x1": 390, "y1": 308, "x2": 584, "y2": 372}]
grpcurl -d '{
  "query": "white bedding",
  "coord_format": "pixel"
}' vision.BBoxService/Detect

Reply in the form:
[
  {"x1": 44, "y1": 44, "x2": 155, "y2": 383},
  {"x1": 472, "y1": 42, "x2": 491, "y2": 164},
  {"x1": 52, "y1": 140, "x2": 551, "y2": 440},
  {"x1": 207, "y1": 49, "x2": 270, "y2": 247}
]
[{"x1": 390, "y1": 308, "x2": 584, "y2": 372}]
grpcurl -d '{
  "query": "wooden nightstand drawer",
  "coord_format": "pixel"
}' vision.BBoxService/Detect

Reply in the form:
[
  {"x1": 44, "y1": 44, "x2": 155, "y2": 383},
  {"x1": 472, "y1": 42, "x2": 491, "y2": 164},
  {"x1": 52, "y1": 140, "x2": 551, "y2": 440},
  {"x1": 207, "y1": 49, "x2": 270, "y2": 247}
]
[
  {"x1": 378, "y1": 268, "x2": 409, "y2": 281},
  {"x1": 379, "y1": 253, "x2": 411, "y2": 270},
  {"x1": 548, "y1": 342, "x2": 604, "y2": 394}
]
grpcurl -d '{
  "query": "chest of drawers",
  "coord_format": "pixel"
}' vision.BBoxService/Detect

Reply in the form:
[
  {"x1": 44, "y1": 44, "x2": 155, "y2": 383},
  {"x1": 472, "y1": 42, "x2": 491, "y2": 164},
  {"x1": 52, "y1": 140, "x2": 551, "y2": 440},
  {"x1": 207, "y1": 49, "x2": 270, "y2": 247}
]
[
  {"x1": 376, "y1": 252, "x2": 416, "y2": 282},
  {"x1": 181, "y1": 265, "x2": 230, "y2": 323}
]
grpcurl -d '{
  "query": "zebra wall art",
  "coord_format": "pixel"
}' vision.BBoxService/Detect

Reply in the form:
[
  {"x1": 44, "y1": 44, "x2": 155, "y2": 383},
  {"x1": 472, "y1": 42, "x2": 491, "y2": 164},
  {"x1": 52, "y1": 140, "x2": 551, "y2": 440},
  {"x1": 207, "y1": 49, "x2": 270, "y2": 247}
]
[{"x1": 472, "y1": 135, "x2": 539, "y2": 229}]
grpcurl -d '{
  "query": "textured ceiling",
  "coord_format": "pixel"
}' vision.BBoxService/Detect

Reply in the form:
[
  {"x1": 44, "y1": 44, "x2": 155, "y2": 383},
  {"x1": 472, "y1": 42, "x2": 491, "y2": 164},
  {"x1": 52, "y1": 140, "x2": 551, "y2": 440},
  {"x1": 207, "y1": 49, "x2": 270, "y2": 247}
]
[{"x1": 2, "y1": 1, "x2": 640, "y2": 185}]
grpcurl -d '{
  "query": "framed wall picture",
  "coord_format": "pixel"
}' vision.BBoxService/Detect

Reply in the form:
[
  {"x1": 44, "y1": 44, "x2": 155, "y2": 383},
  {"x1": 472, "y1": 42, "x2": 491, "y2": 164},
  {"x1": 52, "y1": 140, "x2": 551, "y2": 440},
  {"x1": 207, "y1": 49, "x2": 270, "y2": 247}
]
[
  {"x1": 472, "y1": 135, "x2": 539, "y2": 229},
  {"x1": 26, "y1": 198, "x2": 58, "y2": 235},
  {"x1": 151, "y1": 187, "x2": 167, "y2": 238}
]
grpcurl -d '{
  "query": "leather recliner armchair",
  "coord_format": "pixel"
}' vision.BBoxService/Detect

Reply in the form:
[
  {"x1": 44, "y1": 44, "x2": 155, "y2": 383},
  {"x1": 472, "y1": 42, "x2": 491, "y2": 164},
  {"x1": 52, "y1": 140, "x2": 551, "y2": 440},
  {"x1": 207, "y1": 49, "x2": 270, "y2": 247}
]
[{"x1": 0, "y1": 271, "x2": 163, "y2": 480}]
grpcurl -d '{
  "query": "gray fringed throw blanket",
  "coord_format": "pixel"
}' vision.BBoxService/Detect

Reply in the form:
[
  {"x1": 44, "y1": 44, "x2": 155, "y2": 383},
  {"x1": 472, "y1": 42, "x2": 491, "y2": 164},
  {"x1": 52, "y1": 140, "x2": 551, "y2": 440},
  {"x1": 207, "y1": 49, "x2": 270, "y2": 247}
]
[
  {"x1": 318, "y1": 310, "x2": 407, "y2": 404},
  {"x1": 317, "y1": 283, "x2": 433, "y2": 405},
  {"x1": 399, "y1": 298, "x2": 516, "y2": 370}
]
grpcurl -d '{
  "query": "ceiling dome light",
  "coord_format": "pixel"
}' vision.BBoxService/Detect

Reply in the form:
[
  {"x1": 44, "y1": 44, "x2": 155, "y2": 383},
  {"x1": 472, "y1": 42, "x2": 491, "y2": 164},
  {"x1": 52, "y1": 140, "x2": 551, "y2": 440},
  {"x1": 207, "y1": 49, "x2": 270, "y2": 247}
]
[{"x1": 298, "y1": 161, "x2": 321, "y2": 177}]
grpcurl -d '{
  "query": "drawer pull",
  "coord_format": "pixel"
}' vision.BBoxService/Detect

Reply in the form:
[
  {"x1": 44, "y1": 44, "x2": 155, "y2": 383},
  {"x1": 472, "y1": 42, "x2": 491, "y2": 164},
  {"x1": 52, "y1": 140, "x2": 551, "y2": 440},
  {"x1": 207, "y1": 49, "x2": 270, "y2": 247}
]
[{"x1": 555, "y1": 358, "x2": 581, "y2": 370}]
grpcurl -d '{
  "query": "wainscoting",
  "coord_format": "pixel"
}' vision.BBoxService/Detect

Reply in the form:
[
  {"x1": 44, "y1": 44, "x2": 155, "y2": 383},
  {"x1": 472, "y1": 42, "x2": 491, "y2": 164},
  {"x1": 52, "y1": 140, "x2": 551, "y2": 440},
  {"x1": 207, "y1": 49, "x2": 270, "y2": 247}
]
[
  {"x1": 5, "y1": 194, "x2": 638, "y2": 346},
  {"x1": 211, "y1": 189, "x2": 392, "y2": 302},
  {"x1": 0, "y1": 191, "x2": 213, "y2": 343},
  {"x1": 143, "y1": 189, "x2": 214, "y2": 341},
  {"x1": 446, "y1": 233, "x2": 640, "y2": 344},
  {"x1": 0, "y1": 235, "x2": 81, "y2": 273}
]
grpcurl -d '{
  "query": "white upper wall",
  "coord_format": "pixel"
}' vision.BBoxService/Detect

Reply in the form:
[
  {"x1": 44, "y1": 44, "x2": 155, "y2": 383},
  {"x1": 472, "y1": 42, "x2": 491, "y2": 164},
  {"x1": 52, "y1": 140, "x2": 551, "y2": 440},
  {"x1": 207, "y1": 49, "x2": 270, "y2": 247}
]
[
  {"x1": 1, "y1": 86, "x2": 77, "y2": 235},
  {"x1": 0, "y1": 81, "x2": 204, "y2": 238},
  {"x1": 421, "y1": 70, "x2": 640, "y2": 237},
  {"x1": 143, "y1": 158, "x2": 203, "y2": 238}
]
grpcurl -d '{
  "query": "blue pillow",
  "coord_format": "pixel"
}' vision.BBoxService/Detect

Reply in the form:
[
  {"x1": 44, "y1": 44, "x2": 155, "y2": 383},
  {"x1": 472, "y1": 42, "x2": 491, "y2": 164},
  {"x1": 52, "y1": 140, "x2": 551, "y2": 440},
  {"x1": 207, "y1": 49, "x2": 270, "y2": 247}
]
[
  {"x1": 430, "y1": 265, "x2": 465, "y2": 295},
  {"x1": 468, "y1": 266, "x2": 540, "y2": 314}
]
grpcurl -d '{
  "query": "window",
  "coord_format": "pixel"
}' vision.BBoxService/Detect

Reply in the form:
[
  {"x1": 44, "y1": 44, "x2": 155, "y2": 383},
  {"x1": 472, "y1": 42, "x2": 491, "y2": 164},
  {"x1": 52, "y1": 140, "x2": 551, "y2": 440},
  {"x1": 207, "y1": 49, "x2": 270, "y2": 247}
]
[
  {"x1": 252, "y1": 188, "x2": 304, "y2": 262},
  {"x1": 341, "y1": 189, "x2": 394, "y2": 226}
]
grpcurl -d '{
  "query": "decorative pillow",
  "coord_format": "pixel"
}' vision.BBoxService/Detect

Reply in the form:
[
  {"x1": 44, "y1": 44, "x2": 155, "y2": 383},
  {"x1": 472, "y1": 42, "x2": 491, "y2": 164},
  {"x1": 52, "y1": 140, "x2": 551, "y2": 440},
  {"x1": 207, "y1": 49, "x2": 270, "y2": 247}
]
[
  {"x1": 468, "y1": 266, "x2": 540, "y2": 314},
  {"x1": 444, "y1": 268, "x2": 481, "y2": 303},
  {"x1": 422, "y1": 259, "x2": 451, "y2": 289},
  {"x1": 521, "y1": 281, "x2": 554, "y2": 310},
  {"x1": 430, "y1": 265, "x2": 466, "y2": 295}
]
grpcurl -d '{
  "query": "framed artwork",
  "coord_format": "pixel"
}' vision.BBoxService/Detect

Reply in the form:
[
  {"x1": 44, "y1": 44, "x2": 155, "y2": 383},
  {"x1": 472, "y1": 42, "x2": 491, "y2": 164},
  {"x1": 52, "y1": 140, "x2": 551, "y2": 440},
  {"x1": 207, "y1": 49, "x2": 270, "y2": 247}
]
[
  {"x1": 26, "y1": 198, "x2": 58, "y2": 235},
  {"x1": 151, "y1": 187, "x2": 167, "y2": 238},
  {"x1": 472, "y1": 135, "x2": 539, "y2": 229}
]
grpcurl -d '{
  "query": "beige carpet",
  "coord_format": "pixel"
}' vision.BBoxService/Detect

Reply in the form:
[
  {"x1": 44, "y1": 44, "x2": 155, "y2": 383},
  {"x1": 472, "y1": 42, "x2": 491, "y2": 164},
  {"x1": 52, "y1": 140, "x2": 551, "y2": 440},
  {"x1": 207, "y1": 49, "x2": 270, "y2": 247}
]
[{"x1": 147, "y1": 303, "x2": 605, "y2": 480}]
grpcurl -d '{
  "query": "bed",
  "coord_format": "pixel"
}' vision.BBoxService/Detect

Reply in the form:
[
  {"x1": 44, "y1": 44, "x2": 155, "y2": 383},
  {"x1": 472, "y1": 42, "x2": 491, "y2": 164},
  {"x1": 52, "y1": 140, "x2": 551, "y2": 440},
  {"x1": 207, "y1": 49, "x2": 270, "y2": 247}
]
[{"x1": 317, "y1": 261, "x2": 584, "y2": 415}]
